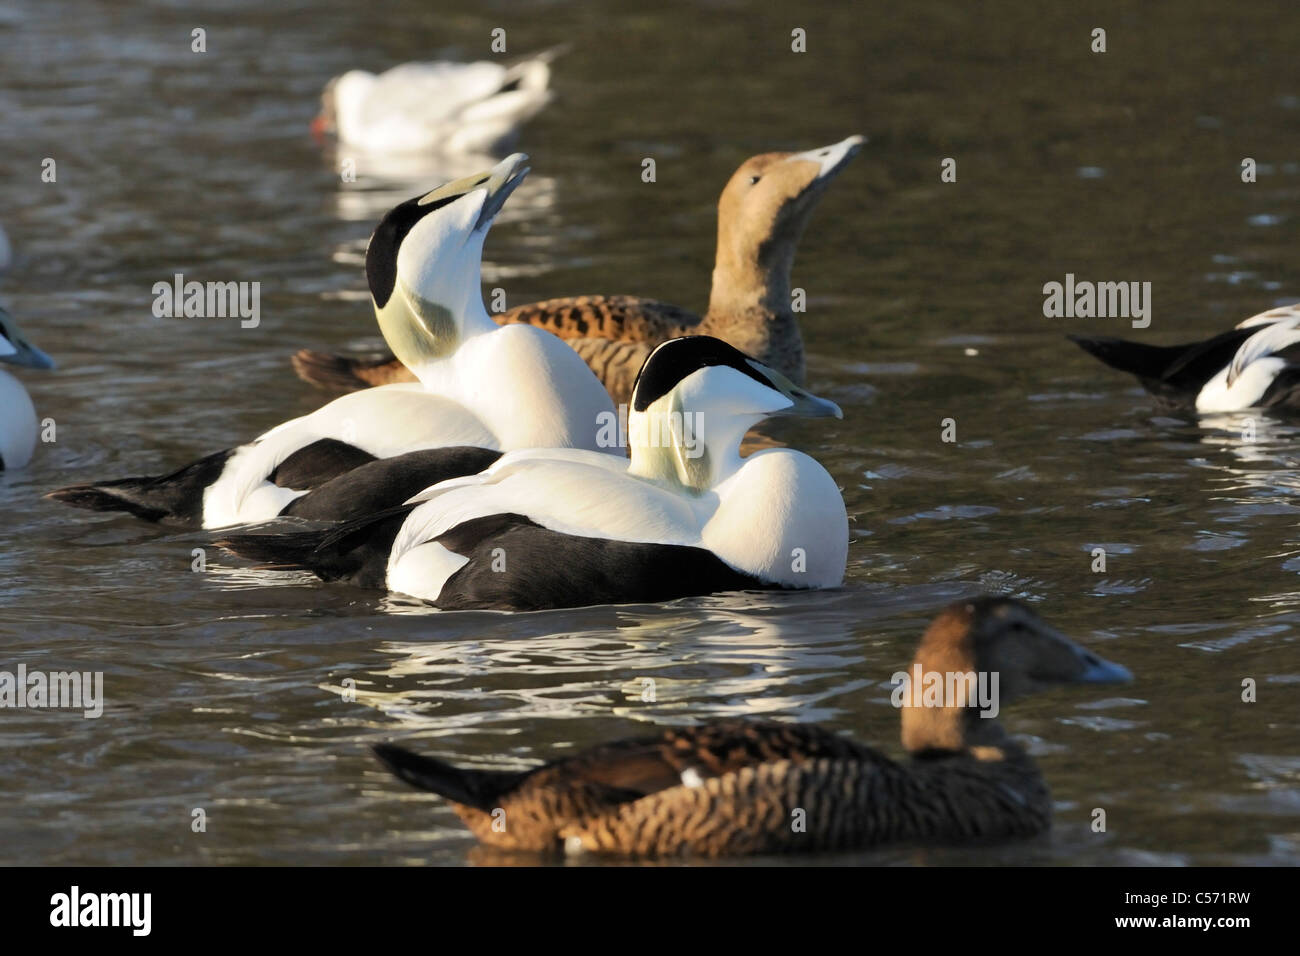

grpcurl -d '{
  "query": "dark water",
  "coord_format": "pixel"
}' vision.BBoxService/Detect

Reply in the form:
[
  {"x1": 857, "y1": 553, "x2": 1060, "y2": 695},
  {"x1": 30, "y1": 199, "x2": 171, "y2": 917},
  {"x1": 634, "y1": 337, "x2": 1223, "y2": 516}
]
[{"x1": 1, "y1": 0, "x2": 1298, "y2": 865}]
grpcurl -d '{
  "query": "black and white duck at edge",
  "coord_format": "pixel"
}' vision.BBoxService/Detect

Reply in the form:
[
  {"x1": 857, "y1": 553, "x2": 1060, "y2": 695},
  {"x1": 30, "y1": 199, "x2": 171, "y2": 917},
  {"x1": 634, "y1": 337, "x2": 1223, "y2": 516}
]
[
  {"x1": 1070, "y1": 303, "x2": 1300, "y2": 412},
  {"x1": 49, "y1": 154, "x2": 615, "y2": 528},
  {"x1": 1, "y1": 304, "x2": 56, "y2": 470}
]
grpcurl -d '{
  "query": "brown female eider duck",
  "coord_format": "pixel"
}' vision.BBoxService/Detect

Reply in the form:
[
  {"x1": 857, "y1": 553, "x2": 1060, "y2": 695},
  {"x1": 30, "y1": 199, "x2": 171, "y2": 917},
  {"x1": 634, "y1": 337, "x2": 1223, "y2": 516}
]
[
  {"x1": 292, "y1": 135, "x2": 866, "y2": 405},
  {"x1": 372, "y1": 597, "x2": 1131, "y2": 857}
]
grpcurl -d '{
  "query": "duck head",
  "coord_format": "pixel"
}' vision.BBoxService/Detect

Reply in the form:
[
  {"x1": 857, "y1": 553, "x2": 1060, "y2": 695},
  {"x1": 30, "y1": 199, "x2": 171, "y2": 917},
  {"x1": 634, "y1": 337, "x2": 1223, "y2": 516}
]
[
  {"x1": 899, "y1": 597, "x2": 1132, "y2": 758},
  {"x1": 626, "y1": 335, "x2": 841, "y2": 492},
  {"x1": 364, "y1": 153, "x2": 530, "y2": 382},
  {"x1": 0, "y1": 306, "x2": 55, "y2": 371},
  {"x1": 709, "y1": 135, "x2": 866, "y2": 317},
  {"x1": 311, "y1": 70, "x2": 372, "y2": 140}
]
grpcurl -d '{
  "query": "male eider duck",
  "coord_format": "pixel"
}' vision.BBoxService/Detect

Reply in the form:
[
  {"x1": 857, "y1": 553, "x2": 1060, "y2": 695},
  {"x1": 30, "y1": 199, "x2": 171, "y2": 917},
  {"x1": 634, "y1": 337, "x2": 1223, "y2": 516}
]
[
  {"x1": 292, "y1": 136, "x2": 867, "y2": 404},
  {"x1": 0, "y1": 305, "x2": 55, "y2": 470},
  {"x1": 219, "y1": 335, "x2": 848, "y2": 609},
  {"x1": 48, "y1": 154, "x2": 614, "y2": 528},
  {"x1": 1070, "y1": 303, "x2": 1300, "y2": 412},
  {"x1": 312, "y1": 50, "x2": 561, "y2": 156},
  {"x1": 371, "y1": 597, "x2": 1132, "y2": 857}
]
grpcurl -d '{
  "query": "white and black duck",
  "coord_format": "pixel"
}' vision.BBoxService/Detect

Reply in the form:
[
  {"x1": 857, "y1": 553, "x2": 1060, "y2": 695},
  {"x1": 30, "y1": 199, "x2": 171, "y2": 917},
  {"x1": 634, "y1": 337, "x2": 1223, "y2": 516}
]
[
  {"x1": 1070, "y1": 304, "x2": 1300, "y2": 412},
  {"x1": 48, "y1": 154, "x2": 614, "y2": 527}
]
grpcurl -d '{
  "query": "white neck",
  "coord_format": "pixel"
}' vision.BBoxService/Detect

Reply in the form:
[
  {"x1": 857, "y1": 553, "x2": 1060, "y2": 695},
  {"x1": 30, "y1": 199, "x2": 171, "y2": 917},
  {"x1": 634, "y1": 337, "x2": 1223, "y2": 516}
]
[
  {"x1": 626, "y1": 401, "x2": 762, "y2": 493},
  {"x1": 402, "y1": 290, "x2": 496, "y2": 387},
  {"x1": 378, "y1": 224, "x2": 496, "y2": 382}
]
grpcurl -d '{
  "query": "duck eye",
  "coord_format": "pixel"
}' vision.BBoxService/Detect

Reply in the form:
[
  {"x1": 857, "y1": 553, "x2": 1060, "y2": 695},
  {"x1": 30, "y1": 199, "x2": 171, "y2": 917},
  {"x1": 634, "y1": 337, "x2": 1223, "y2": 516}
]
[{"x1": 749, "y1": 175, "x2": 761, "y2": 185}]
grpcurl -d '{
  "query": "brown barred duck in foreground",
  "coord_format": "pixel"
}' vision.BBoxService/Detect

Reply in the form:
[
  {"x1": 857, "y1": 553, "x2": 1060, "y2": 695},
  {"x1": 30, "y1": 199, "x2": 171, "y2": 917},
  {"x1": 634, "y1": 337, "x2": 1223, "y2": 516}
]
[
  {"x1": 293, "y1": 135, "x2": 866, "y2": 405},
  {"x1": 373, "y1": 597, "x2": 1131, "y2": 858}
]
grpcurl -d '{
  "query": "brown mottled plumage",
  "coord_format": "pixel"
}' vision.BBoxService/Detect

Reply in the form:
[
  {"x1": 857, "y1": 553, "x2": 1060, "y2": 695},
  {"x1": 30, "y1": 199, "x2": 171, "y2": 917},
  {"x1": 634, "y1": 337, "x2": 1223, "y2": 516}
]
[
  {"x1": 292, "y1": 137, "x2": 865, "y2": 405},
  {"x1": 373, "y1": 597, "x2": 1132, "y2": 858}
]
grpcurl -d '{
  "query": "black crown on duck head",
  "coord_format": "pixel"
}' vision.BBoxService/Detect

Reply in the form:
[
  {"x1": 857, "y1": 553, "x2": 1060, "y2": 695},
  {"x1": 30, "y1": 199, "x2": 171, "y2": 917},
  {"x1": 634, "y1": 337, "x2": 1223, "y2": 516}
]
[
  {"x1": 365, "y1": 190, "x2": 465, "y2": 309},
  {"x1": 630, "y1": 336, "x2": 777, "y2": 412}
]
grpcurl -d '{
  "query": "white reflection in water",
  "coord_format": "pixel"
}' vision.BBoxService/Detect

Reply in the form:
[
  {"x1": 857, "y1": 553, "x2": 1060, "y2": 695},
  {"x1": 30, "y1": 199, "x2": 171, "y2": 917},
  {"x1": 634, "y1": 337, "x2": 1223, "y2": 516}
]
[
  {"x1": 332, "y1": 600, "x2": 870, "y2": 737},
  {"x1": 323, "y1": 144, "x2": 559, "y2": 229}
]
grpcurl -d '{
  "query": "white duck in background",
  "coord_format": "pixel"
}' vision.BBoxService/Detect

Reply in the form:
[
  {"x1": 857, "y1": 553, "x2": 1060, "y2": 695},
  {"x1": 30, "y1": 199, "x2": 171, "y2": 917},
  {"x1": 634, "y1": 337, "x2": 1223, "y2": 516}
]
[
  {"x1": 0, "y1": 304, "x2": 55, "y2": 470},
  {"x1": 1070, "y1": 303, "x2": 1300, "y2": 412},
  {"x1": 312, "y1": 48, "x2": 562, "y2": 156},
  {"x1": 49, "y1": 153, "x2": 615, "y2": 528},
  {"x1": 219, "y1": 336, "x2": 849, "y2": 612}
]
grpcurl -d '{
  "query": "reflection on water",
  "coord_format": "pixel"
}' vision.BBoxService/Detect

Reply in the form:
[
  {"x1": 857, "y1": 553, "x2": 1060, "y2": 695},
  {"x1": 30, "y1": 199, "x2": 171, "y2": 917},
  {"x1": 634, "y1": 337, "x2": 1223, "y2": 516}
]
[
  {"x1": 1, "y1": 0, "x2": 1298, "y2": 866},
  {"x1": 326, "y1": 143, "x2": 560, "y2": 227},
  {"x1": 353, "y1": 600, "x2": 870, "y2": 736}
]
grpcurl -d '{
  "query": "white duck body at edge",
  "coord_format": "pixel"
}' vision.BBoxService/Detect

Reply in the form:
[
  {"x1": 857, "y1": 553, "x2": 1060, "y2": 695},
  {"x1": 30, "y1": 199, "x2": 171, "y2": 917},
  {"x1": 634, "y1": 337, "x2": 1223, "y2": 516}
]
[
  {"x1": 0, "y1": 305, "x2": 56, "y2": 470},
  {"x1": 384, "y1": 338, "x2": 849, "y2": 604},
  {"x1": 0, "y1": 369, "x2": 39, "y2": 469},
  {"x1": 204, "y1": 155, "x2": 614, "y2": 528}
]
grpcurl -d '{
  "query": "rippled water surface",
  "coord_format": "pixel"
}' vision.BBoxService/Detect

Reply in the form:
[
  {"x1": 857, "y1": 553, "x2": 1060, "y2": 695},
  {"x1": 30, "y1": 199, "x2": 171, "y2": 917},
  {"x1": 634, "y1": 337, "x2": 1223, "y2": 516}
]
[{"x1": 2, "y1": 1, "x2": 1298, "y2": 865}]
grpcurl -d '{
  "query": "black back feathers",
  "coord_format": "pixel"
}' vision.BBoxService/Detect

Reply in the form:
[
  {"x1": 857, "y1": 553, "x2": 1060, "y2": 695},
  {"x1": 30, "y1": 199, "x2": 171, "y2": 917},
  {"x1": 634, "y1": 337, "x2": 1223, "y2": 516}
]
[
  {"x1": 430, "y1": 512, "x2": 768, "y2": 611},
  {"x1": 630, "y1": 336, "x2": 776, "y2": 412}
]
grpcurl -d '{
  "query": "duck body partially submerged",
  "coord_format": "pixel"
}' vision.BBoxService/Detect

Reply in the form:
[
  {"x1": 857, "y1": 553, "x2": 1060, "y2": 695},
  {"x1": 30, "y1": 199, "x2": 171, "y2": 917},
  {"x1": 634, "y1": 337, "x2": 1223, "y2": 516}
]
[
  {"x1": 373, "y1": 597, "x2": 1132, "y2": 857},
  {"x1": 220, "y1": 336, "x2": 848, "y2": 610},
  {"x1": 1071, "y1": 304, "x2": 1300, "y2": 412}
]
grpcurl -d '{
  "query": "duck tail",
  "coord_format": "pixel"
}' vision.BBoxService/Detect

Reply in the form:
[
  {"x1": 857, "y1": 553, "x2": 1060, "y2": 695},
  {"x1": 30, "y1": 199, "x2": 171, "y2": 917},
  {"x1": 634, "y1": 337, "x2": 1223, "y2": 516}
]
[
  {"x1": 503, "y1": 44, "x2": 571, "y2": 86},
  {"x1": 372, "y1": 744, "x2": 525, "y2": 811},
  {"x1": 524, "y1": 43, "x2": 572, "y2": 66},
  {"x1": 45, "y1": 449, "x2": 233, "y2": 526},
  {"x1": 289, "y1": 348, "x2": 412, "y2": 391},
  {"x1": 215, "y1": 504, "x2": 414, "y2": 588},
  {"x1": 1066, "y1": 334, "x2": 1182, "y2": 379},
  {"x1": 214, "y1": 522, "x2": 335, "y2": 570}
]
